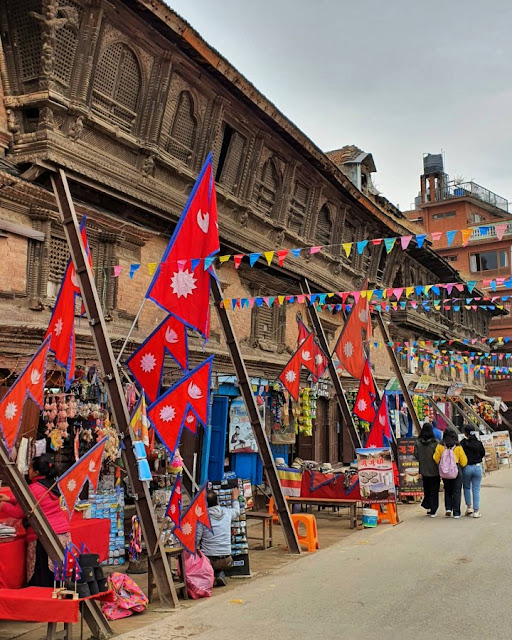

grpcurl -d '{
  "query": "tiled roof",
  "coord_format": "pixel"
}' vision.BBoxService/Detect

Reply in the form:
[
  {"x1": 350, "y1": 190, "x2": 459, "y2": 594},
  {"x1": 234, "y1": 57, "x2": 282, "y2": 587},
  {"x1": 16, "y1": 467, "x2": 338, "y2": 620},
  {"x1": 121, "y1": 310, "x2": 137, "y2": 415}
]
[{"x1": 325, "y1": 145, "x2": 365, "y2": 166}]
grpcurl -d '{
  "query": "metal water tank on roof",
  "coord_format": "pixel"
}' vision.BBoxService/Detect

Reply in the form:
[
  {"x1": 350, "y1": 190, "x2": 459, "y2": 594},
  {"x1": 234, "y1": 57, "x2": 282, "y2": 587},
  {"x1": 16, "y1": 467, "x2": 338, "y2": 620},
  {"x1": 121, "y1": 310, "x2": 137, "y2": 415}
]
[{"x1": 423, "y1": 153, "x2": 444, "y2": 175}]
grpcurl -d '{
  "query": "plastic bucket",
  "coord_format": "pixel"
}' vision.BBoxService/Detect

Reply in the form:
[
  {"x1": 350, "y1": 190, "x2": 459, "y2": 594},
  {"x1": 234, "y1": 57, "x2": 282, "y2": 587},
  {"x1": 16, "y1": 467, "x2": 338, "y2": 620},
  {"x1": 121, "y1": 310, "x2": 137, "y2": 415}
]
[{"x1": 362, "y1": 508, "x2": 379, "y2": 528}]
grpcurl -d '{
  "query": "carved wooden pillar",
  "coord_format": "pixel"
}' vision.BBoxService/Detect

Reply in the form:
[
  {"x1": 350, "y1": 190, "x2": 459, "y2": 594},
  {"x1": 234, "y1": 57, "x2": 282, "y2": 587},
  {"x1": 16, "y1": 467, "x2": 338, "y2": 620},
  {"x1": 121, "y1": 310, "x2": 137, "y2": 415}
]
[
  {"x1": 146, "y1": 52, "x2": 172, "y2": 147},
  {"x1": 75, "y1": 0, "x2": 104, "y2": 104},
  {"x1": 276, "y1": 161, "x2": 296, "y2": 226},
  {"x1": 100, "y1": 231, "x2": 118, "y2": 313},
  {"x1": 243, "y1": 134, "x2": 264, "y2": 202},
  {"x1": 28, "y1": 206, "x2": 52, "y2": 308},
  {"x1": 197, "y1": 95, "x2": 224, "y2": 173}
]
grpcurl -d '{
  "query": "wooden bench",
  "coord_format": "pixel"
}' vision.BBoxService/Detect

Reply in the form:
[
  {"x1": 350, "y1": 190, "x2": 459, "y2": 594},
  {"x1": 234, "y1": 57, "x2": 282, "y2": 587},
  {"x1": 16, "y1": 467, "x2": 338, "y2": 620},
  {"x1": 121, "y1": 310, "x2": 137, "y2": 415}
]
[
  {"x1": 246, "y1": 511, "x2": 273, "y2": 549},
  {"x1": 286, "y1": 497, "x2": 359, "y2": 529},
  {"x1": 147, "y1": 545, "x2": 188, "y2": 602}
]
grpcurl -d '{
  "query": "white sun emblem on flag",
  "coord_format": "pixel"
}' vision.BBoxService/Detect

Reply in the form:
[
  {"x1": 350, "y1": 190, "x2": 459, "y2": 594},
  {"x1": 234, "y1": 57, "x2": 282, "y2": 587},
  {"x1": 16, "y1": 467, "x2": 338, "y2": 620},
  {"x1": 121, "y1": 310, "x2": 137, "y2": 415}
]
[
  {"x1": 315, "y1": 354, "x2": 324, "y2": 366},
  {"x1": 285, "y1": 370, "x2": 296, "y2": 383},
  {"x1": 343, "y1": 341, "x2": 354, "y2": 358},
  {"x1": 357, "y1": 399, "x2": 367, "y2": 412},
  {"x1": 170, "y1": 504, "x2": 176, "y2": 514},
  {"x1": 195, "y1": 506, "x2": 203, "y2": 517},
  {"x1": 359, "y1": 309, "x2": 368, "y2": 323},
  {"x1": 4, "y1": 402, "x2": 17, "y2": 420},
  {"x1": 170, "y1": 269, "x2": 197, "y2": 299},
  {"x1": 159, "y1": 405, "x2": 176, "y2": 422},
  {"x1": 140, "y1": 352, "x2": 156, "y2": 373},
  {"x1": 67, "y1": 478, "x2": 77, "y2": 493},
  {"x1": 30, "y1": 369, "x2": 41, "y2": 385},
  {"x1": 54, "y1": 317, "x2": 63, "y2": 336},
  {"x1": 186, "y1": 415, "x2": 195, "y2": 424},
  {"x1": 181, "y1": 522, "x2": 192, "y2": 536}
]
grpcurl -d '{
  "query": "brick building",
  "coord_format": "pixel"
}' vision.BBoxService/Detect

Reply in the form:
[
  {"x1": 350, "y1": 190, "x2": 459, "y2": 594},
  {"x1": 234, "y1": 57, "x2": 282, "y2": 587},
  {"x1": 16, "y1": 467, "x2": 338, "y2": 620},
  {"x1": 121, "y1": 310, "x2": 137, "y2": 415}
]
[{"x1": 0, "y1": 1, "x2": 499, "y2": 469}]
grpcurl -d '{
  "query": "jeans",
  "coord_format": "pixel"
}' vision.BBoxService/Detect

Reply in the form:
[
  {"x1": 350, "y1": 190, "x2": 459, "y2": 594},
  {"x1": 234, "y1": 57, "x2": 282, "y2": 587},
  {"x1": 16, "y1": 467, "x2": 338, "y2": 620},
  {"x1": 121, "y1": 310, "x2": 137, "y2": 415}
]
[
  {"x1": 463, "y1": 464, "x2": 483, "y2": 510},
  {"x1": 421, "y1": 475, "x2": 440, "y2": 514},
  {"x1": 443, "y1": 470, "x2": 463, "y2": 516}
]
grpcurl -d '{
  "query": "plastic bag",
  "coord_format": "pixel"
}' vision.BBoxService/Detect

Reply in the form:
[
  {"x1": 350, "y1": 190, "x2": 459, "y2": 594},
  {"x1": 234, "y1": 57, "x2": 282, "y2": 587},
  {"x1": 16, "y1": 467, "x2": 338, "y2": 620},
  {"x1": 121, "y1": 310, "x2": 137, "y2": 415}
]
[
  {"x1": 101, "y1": 572, "x2": 148, "y2": 620},
  {"x1": 182, "y1": 551, "x2": 214, "y2": 599}
]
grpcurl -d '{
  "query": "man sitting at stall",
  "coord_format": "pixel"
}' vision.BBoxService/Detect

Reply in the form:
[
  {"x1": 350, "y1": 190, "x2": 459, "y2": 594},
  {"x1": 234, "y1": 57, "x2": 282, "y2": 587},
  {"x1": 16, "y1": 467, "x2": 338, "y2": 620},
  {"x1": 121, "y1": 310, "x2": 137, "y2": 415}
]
[{"x1": 197, "y1": 487, "x2": 240, "y2": 587}]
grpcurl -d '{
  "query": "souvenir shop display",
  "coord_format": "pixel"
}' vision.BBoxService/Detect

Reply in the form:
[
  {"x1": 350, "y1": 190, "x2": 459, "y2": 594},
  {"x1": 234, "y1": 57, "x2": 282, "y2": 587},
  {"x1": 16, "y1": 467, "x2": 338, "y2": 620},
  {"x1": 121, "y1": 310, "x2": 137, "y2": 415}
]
[
  {"x1": 296, "y1": 387, "x2": 317, "y2": 436},
  {"x1": 474, "y1": 400, "x2": 497, "y2": 425},
  {"x1": 347, "y1": 389, "x2": 371, "y2": 437},
  {"x1": 87, "y1": 475, "x2": 125, "y2": 566},
  {"x1": 412, "y1": 394, "x2": 434, "y2": 422},
  {"x1": 268, "y1": 385, "x2": 296, "y2": 445}
]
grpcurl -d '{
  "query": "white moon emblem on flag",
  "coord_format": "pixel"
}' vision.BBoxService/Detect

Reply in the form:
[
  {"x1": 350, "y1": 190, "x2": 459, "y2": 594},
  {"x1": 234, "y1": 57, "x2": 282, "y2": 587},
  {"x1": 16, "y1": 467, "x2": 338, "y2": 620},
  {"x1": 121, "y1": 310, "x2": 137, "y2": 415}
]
[
  {"x1": 379, "y1": 414, "x2": 386, "y2": 426},
  {"x1": 4, "y1": 402, "x2": 17, "y2": 420},
  {"x1": 140, "y1": 352, "x2": 156, "y2": 373},
  {"x1": 285, "y1": 370, "x2": 296, "y2": 383},
  {"x1": 188, "y1": 382, "x2": 203, "y2": 399},
  {"x1": 71, "y1": 268, "x2": 79, "y2": 288},
  {"x1": 343, "y1": 341, "x2": 354, "y2": 358},
  {"x1": 88, "y1": 460, "x2": 96, "y2": 473},
  {"x1": 359, "y1": 309, "x2": 368, "y2": 323},
  {"x1": 363, "y1": 376, "x2": 370, "y2": 386},
  {"x1": 302, "y1": 350, "x2": 311, "y2": 362},
  {"x1": 195, "y1": 506, "x2": 203, "y2": 517},
  {"x1": 196, "y1": 209, "x2": 209, "y2": 233},
  {"x1": 186, "y1": 415, "x2": 194, "y2": 424},
  {"x1": 165, "y1": 327, "x2": 178, "y2": 344},
  {"x1": 30, "y1": 369, "x2": 41, "y2": 385},
  {"x1": 170, "y1": 269, "x2": 197, "y2": 298}
]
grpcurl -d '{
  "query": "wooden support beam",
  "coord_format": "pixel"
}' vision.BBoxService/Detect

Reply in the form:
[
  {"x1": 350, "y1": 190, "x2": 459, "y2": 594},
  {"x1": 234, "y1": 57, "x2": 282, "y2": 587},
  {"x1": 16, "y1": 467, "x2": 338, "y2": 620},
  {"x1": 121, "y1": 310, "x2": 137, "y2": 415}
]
[
  {"x1": 456, "y1": 398, "x2": 493, "y2": 433},
  {"x1": 50, "y1": 169, "x2": 178, "y2": 607},
  {"x1": 210, "y1": 275, "x2": 301, "y2": 555},
  {"x1": 0, "y1": 443, "x2": 113, "y2": 639},
  {"x1": 300, "y1": 278, "x2": 362, "y2": 449},
  {"x1": 375, "y1": 313, "x2": 421, "y2": 435}
]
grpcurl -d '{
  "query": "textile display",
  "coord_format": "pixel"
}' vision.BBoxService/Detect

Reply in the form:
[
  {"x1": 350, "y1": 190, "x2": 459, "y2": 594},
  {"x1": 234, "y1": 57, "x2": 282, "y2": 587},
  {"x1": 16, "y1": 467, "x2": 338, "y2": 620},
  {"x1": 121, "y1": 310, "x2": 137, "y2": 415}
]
[
  {"x1": 276, "y1": 467, "x2": 302, "y2": 497},
  {"x1": 300, "y1": 470, "x2": 362, "y2": 501}
]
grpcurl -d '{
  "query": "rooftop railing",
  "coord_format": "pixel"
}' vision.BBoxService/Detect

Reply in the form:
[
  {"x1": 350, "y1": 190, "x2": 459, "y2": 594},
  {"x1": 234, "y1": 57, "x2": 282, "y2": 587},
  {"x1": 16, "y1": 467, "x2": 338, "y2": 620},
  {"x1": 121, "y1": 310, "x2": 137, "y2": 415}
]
[{"x1": 434, "y1": 181, "x2": 509, "y2": 213}]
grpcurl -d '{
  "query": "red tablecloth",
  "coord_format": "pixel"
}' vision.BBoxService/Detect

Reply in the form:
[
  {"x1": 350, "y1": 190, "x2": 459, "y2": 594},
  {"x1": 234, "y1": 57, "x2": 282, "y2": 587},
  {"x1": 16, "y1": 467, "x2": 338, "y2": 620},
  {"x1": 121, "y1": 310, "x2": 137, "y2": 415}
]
[
  {"x1": 0, "y1": 586, "x2": 113, "y2": 623},
  {"x1": 300, "y1": 470, "x2": 363, "y2": 501},
  {"x1": 70, "y1": 513, "x2": 110, "y2": 563},
  {"x1": 0, "y1": 536, "x2": 26, "y2": 589}
]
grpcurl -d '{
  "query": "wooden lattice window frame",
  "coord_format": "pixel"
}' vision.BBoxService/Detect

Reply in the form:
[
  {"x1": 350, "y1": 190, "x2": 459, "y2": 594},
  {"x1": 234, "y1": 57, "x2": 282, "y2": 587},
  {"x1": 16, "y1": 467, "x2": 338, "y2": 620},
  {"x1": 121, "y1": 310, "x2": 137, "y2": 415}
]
[
  {"x1": 92, "y1": 42, "x2": 141, "y2": 133},
  {"x1": 167, "y1": 91, "x2": 197, "y2": 165},
  {"x1": 288, "y1": 180, "x2": 309, "y2": 235},
  {"x1": 316, "y1": 204, "x2": 332, "y2": 246},
  {"x1": 254, "y1": 157, "x2": 281, "y2": 217},
  {"x1": 250, "y1": 300, "x2": 286, "y2": 352}
]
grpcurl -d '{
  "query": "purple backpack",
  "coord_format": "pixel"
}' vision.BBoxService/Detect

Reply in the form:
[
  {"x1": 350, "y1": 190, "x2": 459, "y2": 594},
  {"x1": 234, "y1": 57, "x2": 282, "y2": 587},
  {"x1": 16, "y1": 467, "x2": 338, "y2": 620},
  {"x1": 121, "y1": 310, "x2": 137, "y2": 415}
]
[{"x1": 439, "y1": 446, "x2": 458, "y2": 479}]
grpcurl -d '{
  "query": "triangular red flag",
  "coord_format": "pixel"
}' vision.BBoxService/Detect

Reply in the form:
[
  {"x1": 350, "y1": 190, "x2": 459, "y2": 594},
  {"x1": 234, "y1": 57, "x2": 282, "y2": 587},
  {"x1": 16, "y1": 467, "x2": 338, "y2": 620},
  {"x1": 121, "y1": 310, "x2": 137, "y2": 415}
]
[
  {"x1": 126, "y1": 315, "x2": 188, "y2": 403},
  {"x1": 147, "y1": 357, "x2": 213, "y2": 457},
  {"x1": 57, "y1": 437, "x2": 108, "y2": 517},
  {"x1": 279, "y1": 348, "x2": 303, "y2": 402},
  {"x1": 173, "y1": 486, "x2": 212, "y2": 554},
  {"x1": 165, "y1": 473, "x2": 182, "y2": 527},
  {"x1": 334, "y1": 282, "x2": 371, "y2": 380},
  {"x1": 145, "y1": 154, "x2": 219, "y2": 338},
  {"x1": 354, "y1": 360, "x2": 377, "y2": 423},
  {"x1": 366, "y1": 397, "x2": 392, "y2": 448},
  {"x1": 0, "y1": 338, "x2": 51, "y2": 452},
  {"x1": 299, "y1": 332, "x2": 316, "y2": 377},
  {"x1": 313, "y1": 342, "x2": 328, "y2": 380},
  {"x1": 297, "y1": 316, "x2": 310, "y2": 347}
]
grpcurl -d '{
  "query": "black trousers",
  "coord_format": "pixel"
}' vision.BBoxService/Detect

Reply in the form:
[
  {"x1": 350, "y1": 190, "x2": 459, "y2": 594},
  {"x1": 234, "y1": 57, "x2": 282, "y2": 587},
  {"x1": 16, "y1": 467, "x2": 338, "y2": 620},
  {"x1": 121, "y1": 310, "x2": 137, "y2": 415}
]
[
  {"x1": 421, "y1": 475, "x2": 440, "y2": 514},
  {"x1": 27, "y1": 539, "x2": 53, "y2": 588},
  {"x1": 443, "y1": 471, "x2": 463, "y2": 516}
]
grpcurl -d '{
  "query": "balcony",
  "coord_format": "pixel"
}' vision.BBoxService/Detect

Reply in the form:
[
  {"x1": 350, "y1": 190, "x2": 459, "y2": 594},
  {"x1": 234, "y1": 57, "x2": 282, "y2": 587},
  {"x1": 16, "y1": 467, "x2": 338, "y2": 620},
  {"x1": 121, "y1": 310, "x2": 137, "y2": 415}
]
[
  {"x1": 433, "y1": 182, "x2": 509, "y2": 213},
  {"x1": 471, "y1": 222, "x2": 512, "y2": 239}
]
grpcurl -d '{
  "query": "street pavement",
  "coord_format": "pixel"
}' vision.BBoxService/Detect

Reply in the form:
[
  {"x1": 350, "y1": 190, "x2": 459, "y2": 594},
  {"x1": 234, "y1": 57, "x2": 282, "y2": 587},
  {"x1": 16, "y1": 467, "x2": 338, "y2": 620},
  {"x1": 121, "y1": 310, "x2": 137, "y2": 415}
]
[{"x1": 117, "y1": 469, "x2": 512, "y2": 640}]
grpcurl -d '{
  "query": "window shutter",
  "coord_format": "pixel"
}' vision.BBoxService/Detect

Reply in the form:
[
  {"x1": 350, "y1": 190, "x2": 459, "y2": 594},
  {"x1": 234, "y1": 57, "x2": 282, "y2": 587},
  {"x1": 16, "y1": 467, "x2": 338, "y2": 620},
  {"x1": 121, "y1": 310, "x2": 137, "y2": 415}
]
[
  {"x1": 168, "y1": 92, "x2": 196, "y2": 164},
  {"x1": 316, "y1": 206, "x2": 331, "y2": 245},
  {"x1": 221, "y1": 132, "x2": 246, "y2": 192},
  {"x1": 255, "y1": 159, "x2": 279, "y2": 216},
  {"x1": 54, "y1": 1, "x2": 83, "y2": 86},
  {"x1": 289, "y1": 181, "x2": 309, "y2": 234},
  {"x1": 258, "y1": 305, "x2": 274, "y2": 340},
  {"x1": 10, "y1": 0, "x2": 42, "y2": 80}
]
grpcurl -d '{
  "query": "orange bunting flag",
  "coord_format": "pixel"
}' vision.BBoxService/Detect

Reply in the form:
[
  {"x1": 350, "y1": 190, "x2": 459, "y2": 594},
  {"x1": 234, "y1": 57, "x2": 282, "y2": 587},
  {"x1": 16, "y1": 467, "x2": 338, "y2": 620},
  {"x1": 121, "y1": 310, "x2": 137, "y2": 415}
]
[
  {"x1": 0, "y1": 338, "x2": 51, "y2": 452},
  {"x1": 461, "y1": 229, "x2": 473, "y2": 247}
]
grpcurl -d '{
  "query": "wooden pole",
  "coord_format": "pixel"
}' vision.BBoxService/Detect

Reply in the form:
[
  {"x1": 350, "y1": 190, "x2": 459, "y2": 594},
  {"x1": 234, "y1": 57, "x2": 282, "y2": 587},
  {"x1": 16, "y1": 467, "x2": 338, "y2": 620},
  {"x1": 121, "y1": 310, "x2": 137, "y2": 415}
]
[
  {"x1": 375, "y1": 313, "x2": 421, "y2": 435},
  {"x1": 0, "y1": 442, "x2": 113, "y2": 639},
  {"x1": 210, "y1": 275, "x2": 301, "y2": 554},
  {"x1": 300, "y1": 278, "x2": 362, "y2": 449},
  {"x1": 51, "y1": 169, "x2": 178, "y2": 607}
]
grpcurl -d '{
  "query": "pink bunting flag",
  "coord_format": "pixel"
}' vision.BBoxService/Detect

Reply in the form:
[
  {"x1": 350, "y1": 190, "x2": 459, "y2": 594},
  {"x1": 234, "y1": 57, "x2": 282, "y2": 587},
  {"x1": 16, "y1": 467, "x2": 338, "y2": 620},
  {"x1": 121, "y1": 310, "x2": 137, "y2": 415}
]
[
  {"x1": 400, "y1": 236, "x2": 412, "y2": 250},
  {"x1": 113, "y1": 265, "x2": 122, "y2": 277},
  {"x1": 393, "y1": 288, "x2": 404, "y2": 300},
  {"x1": 431, "y1": 232, "x2": 442, "y2": 242},
  {"x1": 495, "y1": 223, "x2": 508, "y2": 241},
  {"x1": 310, "y1": 246, "x2": 322, "y2": 254}
]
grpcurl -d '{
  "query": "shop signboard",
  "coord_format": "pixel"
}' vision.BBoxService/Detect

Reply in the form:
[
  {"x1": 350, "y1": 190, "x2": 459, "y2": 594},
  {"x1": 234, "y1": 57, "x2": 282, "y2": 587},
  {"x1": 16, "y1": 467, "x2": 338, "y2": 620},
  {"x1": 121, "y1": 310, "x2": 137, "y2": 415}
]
[
  {"x1": 356, "y1": 447, "x2": 396, "y2": 503},
  {"x1": 415, "y1": 375, "x2": 432, "y2": 393},
  {"x1": 480, "y1": 434, "x2": 499, "y2": 471},
  {"x1": 447, "y1": 383, "x2": 464, "y2": 397},
  {"x1": 397, "y1": 437, "x2": 423, "y2": 497},
  {"x1": 492, "y1": 431, "x2": 512, "y2": 461},
  {"x1": 228, "y1": 397, "x2": 261, "y2": 454}
]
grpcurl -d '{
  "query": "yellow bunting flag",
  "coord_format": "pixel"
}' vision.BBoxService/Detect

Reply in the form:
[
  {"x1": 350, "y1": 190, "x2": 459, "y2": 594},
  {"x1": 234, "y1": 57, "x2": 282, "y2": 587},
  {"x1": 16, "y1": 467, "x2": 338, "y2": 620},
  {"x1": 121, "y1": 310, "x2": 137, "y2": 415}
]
[
  {"x1": 219, "y1": 255, "x2": 231, "y2": 263},
  {"x1": 361, "y1": 290, "x2": 368, "y2": 299},
  {"x1": 342, "y1": 243, "x2": 352, "y2": 258},
  {"x1": 405, "y1": 287, "x2": 414, "y2": 298},
  {"x1": 147, "y1": 262, "x2": 158, "y2": 275},
  {"x1": 264, "y1": 251, "x2": 275, "y2": 266},
  {"x1": 425, "y1": 285, "x2": 433, "y2": 294},
  {"x1": 278, "y1": 295, "x2": 285, "y2": 305},
  {"x1": 222, "y1": 299, "x2": 230, "y2": 308}
]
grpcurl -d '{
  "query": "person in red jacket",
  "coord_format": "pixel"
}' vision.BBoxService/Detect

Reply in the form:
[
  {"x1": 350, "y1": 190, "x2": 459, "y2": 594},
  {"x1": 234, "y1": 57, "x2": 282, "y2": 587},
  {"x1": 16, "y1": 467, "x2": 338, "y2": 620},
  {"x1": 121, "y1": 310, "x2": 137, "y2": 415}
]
[{"x1": 0, "y1": 453, "x2": 71, "y2": 587}]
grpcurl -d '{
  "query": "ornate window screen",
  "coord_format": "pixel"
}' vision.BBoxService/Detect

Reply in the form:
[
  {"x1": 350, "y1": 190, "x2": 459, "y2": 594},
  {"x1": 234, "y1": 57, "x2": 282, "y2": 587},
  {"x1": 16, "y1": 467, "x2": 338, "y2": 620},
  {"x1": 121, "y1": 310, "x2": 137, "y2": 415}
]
[
  {"x1": 167, "y1": 91, "x2": 197, "y2": 164},
  {"x1": 288, "y1": 181, "x2": 309, "y2": 234},
  {"x1": 54, "y1": 24, "x2": 79, "y2": 86},
  {"x1": 255, "y1": 159, "x2": 279, "y2": 216},
  {"x1": 316, "y1": 205, "x2": 332, "y2": 245},
  {"x1": 219, "y1": 131, "x2": 246, "y2": 194},
  {"x1": 92, "y1": 42, "x2": 141, "y2": 132},
  {"x1": 10, "y1": 0, "x2": 42, "y2": 80}
]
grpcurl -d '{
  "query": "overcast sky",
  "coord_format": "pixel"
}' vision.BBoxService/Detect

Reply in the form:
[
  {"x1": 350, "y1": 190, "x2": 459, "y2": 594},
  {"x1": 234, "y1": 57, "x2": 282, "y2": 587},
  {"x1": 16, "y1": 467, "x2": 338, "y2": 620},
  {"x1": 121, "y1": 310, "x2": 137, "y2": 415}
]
[{"x1": 169, "y1": 0, "x2": 512, "y2": 211}]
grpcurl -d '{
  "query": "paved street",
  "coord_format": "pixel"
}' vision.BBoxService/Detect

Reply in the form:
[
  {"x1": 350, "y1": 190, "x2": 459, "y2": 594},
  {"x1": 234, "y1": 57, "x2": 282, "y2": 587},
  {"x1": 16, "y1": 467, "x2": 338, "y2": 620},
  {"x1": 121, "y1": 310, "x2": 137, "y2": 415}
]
[{"x1": 117, "y1": 469, "x2": 512, "y2": 640}]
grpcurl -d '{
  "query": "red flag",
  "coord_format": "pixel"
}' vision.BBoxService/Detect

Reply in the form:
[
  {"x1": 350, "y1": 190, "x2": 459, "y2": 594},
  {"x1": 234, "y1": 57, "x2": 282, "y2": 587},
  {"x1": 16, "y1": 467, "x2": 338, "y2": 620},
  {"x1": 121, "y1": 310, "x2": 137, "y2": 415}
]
[
  {"x1": 146, "y1": 154, "x2": 220, "y2": 338},
  {"x1": 44, "y1": 220, "x2": 92, "y2": 388},
  {"x1": 279, "y1": 347, "x2": 304, "y2": 402},
  {"x1": 57, "y1": 437, "x2": 108, "y2": 517},
  {"x1": 173, "y1": 486, "x2": 212, "y2": 554},
  {"x1": 147, "y1": 357, "x2": 213, "y2": 457},
  {"x1": 298, "y1": 332, "x2": 316, "y2": 377},
  {"x1": 165, "y1": 473, "x2": 182, "y2": 527},
  {"x1": 297, "y1": 317, "x2": 309, "y2": 347},
  {"x1": 0, "y1": 338, "x2": 50, "y2": 452},
  {"x1": 313, "y1": 342, "x2": 328, "y2": 380},
  {"x1": 366, "y1": 397, "x2": 392, "y2": 448},
  {"x1": 126, "y1": 315, "x2": 188, "y2": 403},
  {"x1": 354, "y1": 360, "x2": 377, "y2": 423},
  {"x1": 334, "y1": 286, "x2": 371, "y2": 380}
]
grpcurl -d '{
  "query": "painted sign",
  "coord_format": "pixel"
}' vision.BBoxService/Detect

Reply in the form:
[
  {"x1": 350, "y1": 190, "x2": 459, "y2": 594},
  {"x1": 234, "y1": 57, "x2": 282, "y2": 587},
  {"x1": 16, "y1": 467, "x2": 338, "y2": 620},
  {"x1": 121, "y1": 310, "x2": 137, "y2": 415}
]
[{"x1": 356, "y1": 447, "x2": 396, "y2": 503}]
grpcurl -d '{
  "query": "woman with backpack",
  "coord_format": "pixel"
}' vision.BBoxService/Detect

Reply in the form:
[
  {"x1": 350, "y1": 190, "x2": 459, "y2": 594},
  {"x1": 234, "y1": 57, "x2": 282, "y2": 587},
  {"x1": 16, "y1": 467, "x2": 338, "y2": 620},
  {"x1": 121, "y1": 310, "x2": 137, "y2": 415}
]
[
  {"x1": 460, "y1": 425, "x2": 486, "y2": 518},
  {"x1": 414, "y1": 423, "x2": 441, "y2": 517},
  {"x1": 433, "y1": 428, "x2": 468, "y2": 518}
]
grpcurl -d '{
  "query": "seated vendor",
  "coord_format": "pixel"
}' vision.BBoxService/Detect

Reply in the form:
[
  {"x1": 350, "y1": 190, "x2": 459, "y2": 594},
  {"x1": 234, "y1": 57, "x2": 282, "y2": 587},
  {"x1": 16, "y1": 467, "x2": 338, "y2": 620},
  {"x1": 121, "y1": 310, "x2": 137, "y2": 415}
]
[
  {"x1": 196, "y1": 488, "x2": 240, "y2": 587},
  {"x1": 0, "y1": 453, "x2": 71, "y2": 587}
]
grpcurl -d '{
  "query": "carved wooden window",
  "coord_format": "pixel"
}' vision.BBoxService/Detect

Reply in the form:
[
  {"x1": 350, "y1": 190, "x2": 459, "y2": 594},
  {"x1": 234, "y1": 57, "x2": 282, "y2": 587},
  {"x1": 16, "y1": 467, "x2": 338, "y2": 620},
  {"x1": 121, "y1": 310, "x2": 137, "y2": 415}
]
[
  {"x1": 168, "y1": 91, "x2": 197, "y2": 164},
  {"x1": 254, "y1": 158, "x2": 280, "y2": 217},
  {"x1": 251, "y1": 302, "x2": 286, "y2": 351},
  {"x1": 55, "y1": 25, "x2": 79, "y2": 86},
  {"x1": 316, "y1": 205, "x2": 332, "y2": 246},
  {"x1": 215, "y1": 124, "x2": 247, "y2": 194},
  {"x1": 288, "y1": 181, "x2": 309, "y2": 235},
  {"x1": 9, "y1": 0, "x2": 42, "y2": 80},
  {"x1": 92, "y1": 42, "x2": 141, "y2": 132}
]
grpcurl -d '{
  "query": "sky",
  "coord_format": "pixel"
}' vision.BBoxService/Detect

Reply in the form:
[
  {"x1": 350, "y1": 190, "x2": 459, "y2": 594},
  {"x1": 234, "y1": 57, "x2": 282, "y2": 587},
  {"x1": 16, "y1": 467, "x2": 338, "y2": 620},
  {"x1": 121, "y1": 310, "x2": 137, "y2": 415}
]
[{"x1": 168, "y1": 0, "x2": 512, "y2": 212}]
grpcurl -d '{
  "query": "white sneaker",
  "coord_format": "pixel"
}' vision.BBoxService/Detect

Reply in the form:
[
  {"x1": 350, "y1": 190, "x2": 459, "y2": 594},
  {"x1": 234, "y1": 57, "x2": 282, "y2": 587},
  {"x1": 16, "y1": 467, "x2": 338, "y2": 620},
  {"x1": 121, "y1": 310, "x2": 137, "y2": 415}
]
[
  {"x1": 430, "y1": 513, "x2": 437, "y2": 518},
  {"x1": 465, "y1": 507, "x2": 474, "y2": 516},
  {"x1": 473, "y1": 510, "x2": 481, "y2": 518},
  {"x1": 454, "y1": 515, "x2": 461, "y2": 519},
  {"x1": 445, "y1": 511, "x2": 452, "y2": 517}
]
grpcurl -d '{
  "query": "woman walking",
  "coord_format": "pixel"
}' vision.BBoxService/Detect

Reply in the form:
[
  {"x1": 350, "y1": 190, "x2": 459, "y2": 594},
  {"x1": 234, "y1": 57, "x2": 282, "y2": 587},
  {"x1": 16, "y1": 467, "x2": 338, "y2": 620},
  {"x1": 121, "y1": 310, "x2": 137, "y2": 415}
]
[
  {"x1": 461, "y1": 425, "x2": 486, "y2": 518},
  {"x1": 414, "y1": 423, "x2": 441, "y2": 517},
  {"x1": 434, "y1": 428, "x2": 468, "y2": 518}
]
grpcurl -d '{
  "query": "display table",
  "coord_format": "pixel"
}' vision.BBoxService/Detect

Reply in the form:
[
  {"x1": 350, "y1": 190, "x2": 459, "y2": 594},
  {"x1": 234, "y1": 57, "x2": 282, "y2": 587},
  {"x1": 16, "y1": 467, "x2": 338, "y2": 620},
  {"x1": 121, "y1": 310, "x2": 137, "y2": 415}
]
[
  {"x1": 0, "y1": 536, "x2": 26, "y2": 589},
  {"x1": 69, "y1": 512, "x2": 110, "y2": 563}
]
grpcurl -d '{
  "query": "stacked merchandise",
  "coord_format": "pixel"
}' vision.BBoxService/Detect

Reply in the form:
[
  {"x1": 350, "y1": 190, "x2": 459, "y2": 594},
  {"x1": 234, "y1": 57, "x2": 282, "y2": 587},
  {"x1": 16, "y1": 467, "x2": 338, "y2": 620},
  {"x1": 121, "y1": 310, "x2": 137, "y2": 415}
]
[
  {"x1": 88, "y1": 480, "x2": 125, "y2": 566},
  {"x1": 475, "y1": 400, "x2": 496, "y2": 425},
  {"x1": 295, "y1": 388, "x2": 317, "y2": 436},
  {"x1": 210, "y1": 476, "x2": 250, "y2": 577},
  {"x1": 412, "y1": 395, "x2": 434, "y2": 422}
]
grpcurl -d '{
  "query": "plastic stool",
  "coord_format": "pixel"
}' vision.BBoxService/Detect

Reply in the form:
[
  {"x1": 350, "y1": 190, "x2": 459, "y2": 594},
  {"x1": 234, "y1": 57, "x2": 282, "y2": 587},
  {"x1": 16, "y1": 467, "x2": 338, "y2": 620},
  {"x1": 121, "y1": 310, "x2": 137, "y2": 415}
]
[
  {"x1": 268, "y1": 496, "x2": 291, "y2": 523},
  {"x1": 370, "y1": 502, "x2": 398, "y2": 525},
  {"x1": 290, "y1": 513, "x2": 319, "y2": 552}
]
